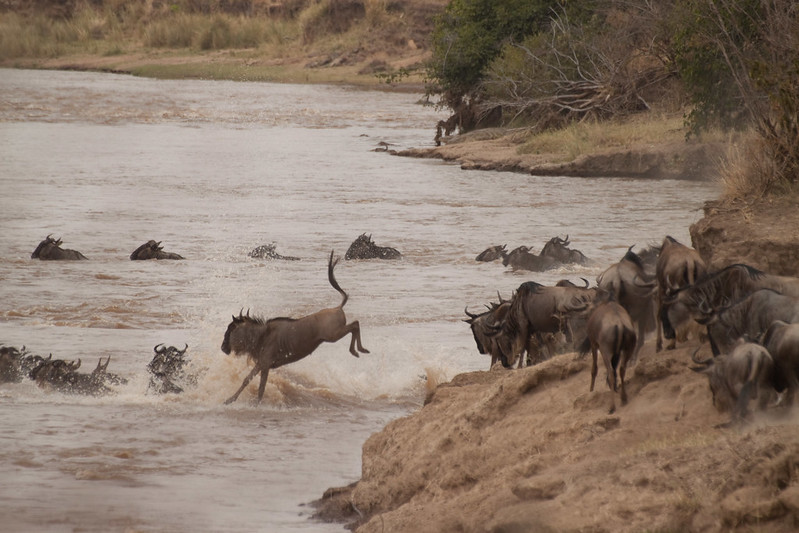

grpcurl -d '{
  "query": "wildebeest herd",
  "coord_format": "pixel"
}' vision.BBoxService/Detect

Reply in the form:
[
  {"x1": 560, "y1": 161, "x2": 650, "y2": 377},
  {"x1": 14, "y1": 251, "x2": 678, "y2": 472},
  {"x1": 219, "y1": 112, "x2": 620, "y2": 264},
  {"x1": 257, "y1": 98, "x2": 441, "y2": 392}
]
[
  {"x1": 10, "y1": 232, "x2": 799, "y2": 425},
  {"x1": 467, "y1": 234, "x2": 799, "y2": 420}
]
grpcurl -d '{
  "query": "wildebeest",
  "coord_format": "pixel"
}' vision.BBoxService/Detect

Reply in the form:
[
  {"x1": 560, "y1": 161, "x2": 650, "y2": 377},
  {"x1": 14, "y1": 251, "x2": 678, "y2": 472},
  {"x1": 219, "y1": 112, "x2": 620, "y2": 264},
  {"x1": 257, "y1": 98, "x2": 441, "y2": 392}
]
[
  {"x1": 475, "y1": 244, "x2": 507, "y2": 262},
  {"x1": 248, "y1": 243, "x2": 300, "y2": 261},
  {"x1": 596, "y1": 246, "x2": 657, "y2": 361},
  {"x1": 345, "y1": 234, "x2": 401, "y2": 260},
  {"x1": 655, "y1": 236, "x2": 707, "y2": 351},
  {"x1": 661, "y1": 264, "x2": 799, "y2": 340},
  {"x1": 464, "y1": 296, "x2": 514, "y2": 368},
  {"x1": 147, "y1": 343, "x2": 191, "y2": 394},
  {"x1": 540, "y1": 235, "x2": 589, "y2": 265},
  {"x1": 501, "y1": 246, "x2": 557, "y2": 272},
  {"x1": 696, "y1": 288, "x2": 799, "y2": 356},
  {"x1": 31, "y1": 235, "x2": 88, "y2": 260},
  {"x1": 130, "y1": 240, "x2": 185, "y2": 260},
  {"x1": 578, "y1": 299, "x2": 637, "y2": 414},
  {"x1": 27, "y1": 355, "x2": 121, "y2": 396},
  {"x1": 760, "y1": 320, "x2": 799, "y2": 407},
  {"x1": 494, "y1": 280, "x2": 596, "y2": 367},
  {"x1": 691, "y1": 340, "x2": 776, "y2": 423},
  {"x1": 221, "y1": 251, "x2": 369, "y2": 404}
]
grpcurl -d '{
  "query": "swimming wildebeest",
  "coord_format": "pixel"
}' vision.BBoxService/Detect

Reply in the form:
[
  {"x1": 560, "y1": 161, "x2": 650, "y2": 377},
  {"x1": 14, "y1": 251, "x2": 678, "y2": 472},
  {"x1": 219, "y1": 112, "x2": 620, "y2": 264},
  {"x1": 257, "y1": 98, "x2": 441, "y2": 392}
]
[
  {"x1": 31, "y1": 235, "x2": 88, "y2": 260},
  {"x1": 691, "y1": 340, "x2": 776, "y2": 424},
  {"x1": 248, "y1": 243, "x2": 300, "y2": 261},
  {"x1": 578, "y1": 298, "x2": 637, "y2": 414},
  {"x1": 344, "y1": 233, "x2": 401, "y2": 260},
  {"x1": 130, "y1": 240, "x2": 185, "y2": 260},
  {"x1": 221, "y1": 251, "x2": 369, "y2": 404},
  {"x1": 475, "y1": 244, "x2": 507, "y2": 262},
  {"x1": 147, "y1": 343, "x2": 191, "y2": 394},
  {"x1": 540, "y1": 235, "x2": 589, "y2": 265},
  {"x1": 654, "y1": 236, "x2": 707, "y2": 351},
  {"x1": 501, "y1": 245, "x2": 557, "y2": 272}
]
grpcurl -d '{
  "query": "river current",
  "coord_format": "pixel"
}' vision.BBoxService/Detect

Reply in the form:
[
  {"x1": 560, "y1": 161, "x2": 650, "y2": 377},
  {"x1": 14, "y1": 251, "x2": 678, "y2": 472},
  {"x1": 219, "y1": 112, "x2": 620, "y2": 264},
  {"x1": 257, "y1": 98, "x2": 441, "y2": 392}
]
[{"x1": 0, "y1": 68, "x2": 718, "y2": 532}]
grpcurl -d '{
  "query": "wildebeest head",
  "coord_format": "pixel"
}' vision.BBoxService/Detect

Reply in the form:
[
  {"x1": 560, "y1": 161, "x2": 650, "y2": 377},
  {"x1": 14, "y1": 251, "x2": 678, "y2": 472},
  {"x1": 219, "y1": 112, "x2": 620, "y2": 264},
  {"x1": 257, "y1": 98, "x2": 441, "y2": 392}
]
[
  {"x1": 540, "y1": 235, "x2": 589, "y2": 265},
  {"x1": 345, "y1": 233, "x2": 401, "y2": 260},
  {"x1": 475, "y1": 244, "x2": 507, "y2": 262},
  {"x1": 31, "y1": 235, "x2": 58, "y2": 259}
]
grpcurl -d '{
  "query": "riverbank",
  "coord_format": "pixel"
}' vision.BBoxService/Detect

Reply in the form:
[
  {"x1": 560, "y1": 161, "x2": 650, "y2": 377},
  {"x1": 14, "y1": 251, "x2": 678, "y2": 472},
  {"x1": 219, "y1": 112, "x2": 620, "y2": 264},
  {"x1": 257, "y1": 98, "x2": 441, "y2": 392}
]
[{"x1": 312, "y1": 339, "x2": 799, "y2": 532}]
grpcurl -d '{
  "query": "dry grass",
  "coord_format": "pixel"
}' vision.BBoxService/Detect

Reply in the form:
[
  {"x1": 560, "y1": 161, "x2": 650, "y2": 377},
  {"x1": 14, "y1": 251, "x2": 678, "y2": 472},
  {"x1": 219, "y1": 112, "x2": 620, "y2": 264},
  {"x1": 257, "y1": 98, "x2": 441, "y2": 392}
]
[
  {"x1": 717, "y1": 132, "x2": 797, "y2": 203},
  {"x1": 516, "y1": 113, "x2": 692, "y2": 162}
]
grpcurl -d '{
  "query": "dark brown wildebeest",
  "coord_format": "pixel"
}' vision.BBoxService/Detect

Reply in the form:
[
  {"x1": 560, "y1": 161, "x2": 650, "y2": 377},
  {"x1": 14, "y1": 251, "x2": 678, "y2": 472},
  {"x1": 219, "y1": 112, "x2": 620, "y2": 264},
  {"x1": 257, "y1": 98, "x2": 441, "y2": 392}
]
[
  {"x1": 501, "y1": 246, "x2": 557, "y2": 272},
  {"x1": 655, "y1": 236, "x2": 707, "y2": 351},
  {"x1": 248, "y1": 243, "x2": 300, "y2": 261},
  {"x1": 540, "y1": 235, "x2": 589, "y2": 265},
  {"x1": 147, "y1": 344, "x2": 191, "y2": 394},
  {"x1": 464, "y1": 295, "x2": 514, "y2": 368},
  {"x1": 691, "y1": 340, "x2": 776, "y2": 424},
  {"x1": 28, "y1": 356, "x2": 118, "y2": 396},
  {"x1": 345, "y1": 233, "x2": 401, "y2": 260},
  {"x1": 221, "y1": 251, "x2": 369, "y2": 404},
  {"x1": 760, "y1": 320, "x2": 799, "y2": 408},
  {"x1": 475, "y1": 244, "x2": 507, "y2": 262},
  {"x1": 596, "y1": 246, "x2": 657, "y2": 362},
  {"x1": 494, "y1": 281, "x2": 596, "y2": 368},
  {"x1": 130, "y1": 240, "x2": 185, "y2": 260},
  {"x1": 696, "y1": 288, "x2": 799, "y2": 356},
  {"x1": 578, "y1": 298, "x2": 637, "y2": 414},
  {"x1": 661, "y1": 264, "x2": 799, "y2": 339},
  {"x1": 31, "y1": 235, "x2": 88, "y2": 260}
]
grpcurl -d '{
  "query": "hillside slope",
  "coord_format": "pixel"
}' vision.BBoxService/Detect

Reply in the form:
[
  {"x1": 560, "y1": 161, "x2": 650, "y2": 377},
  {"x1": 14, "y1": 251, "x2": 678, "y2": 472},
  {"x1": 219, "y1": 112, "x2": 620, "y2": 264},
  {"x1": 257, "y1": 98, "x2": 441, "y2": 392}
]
[{"x1": 314, "y1": 340, "x2": 799, "y2": 532}]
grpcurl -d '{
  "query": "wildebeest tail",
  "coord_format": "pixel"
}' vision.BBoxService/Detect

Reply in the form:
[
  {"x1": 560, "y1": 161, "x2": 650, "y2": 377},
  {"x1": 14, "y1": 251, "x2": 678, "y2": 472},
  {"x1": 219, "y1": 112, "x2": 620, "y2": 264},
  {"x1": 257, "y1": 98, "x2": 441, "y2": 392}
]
[
  {"x1": 328, "y1": 250, "x2": 349, "y2": 307},
  {"x1": 578, "y1": 336, "x2": 591, "y2": 357}
]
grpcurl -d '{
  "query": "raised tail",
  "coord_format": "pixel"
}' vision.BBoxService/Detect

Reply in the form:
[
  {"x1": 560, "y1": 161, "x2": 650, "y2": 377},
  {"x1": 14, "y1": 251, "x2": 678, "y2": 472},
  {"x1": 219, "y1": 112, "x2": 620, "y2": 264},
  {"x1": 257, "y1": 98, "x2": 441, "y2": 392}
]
[{"x1": 328, "y1": 250, "x2": 349, "y2": 308}]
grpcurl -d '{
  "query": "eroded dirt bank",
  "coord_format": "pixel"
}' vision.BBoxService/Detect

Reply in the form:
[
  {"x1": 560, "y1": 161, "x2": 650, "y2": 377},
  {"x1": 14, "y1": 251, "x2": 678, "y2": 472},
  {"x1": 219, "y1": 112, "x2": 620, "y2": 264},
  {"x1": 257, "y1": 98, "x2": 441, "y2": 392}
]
[
  {"x1": 313, "y1": 341, "x2": 799, "y2": 532},
  {"x1": 397, "y1": 131, "x2": 726, "y2": 180}
]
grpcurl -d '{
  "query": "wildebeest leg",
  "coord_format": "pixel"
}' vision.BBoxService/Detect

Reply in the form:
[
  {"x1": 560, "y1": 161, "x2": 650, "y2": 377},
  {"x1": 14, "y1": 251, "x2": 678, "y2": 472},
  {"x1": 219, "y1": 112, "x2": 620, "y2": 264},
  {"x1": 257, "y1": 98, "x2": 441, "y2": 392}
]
[
  {"x1": 734, "y1": 381, "x2": 753, "y2": 421},
  {"x1": 328, "y1": 321, "x2": 369, "y2": 356},
  {"x1": 257, "y1": 367, "x2": 270, "y2": 403},
  {"x1": 619, "y1": 355, "x2": 628, "y2": 406},
  {"x1": 590, "y1": 345, "x2": 599, "y2": 392},
  {"x1": 225, "y1": 364, "x2": 261, "y2": 404}
]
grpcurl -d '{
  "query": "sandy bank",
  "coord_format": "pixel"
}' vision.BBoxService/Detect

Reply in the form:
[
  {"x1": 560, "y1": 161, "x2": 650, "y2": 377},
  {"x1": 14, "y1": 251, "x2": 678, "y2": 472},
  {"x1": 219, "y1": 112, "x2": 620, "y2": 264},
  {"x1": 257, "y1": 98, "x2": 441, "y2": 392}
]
[
  {"x1": 396, "y1": 128, "x2": 727, "y2": 181},
  {"x1": 313, "y1": 339, "x2": 799, "y2": 532}
]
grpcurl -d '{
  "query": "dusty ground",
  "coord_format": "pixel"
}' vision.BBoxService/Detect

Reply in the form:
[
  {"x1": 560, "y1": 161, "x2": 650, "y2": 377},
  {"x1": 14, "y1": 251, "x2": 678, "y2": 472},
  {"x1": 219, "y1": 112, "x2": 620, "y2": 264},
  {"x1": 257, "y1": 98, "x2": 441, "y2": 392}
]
[{"x1": 313, "y1": 340, "x2": 799, "y2": 533}]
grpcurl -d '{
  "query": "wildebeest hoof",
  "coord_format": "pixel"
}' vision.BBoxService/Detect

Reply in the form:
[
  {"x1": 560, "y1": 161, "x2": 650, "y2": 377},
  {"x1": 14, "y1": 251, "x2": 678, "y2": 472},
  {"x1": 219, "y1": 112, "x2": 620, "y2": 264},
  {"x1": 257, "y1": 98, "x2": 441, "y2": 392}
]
[{"x1": 224, "y1": 397, "x2": 236, "y2": 405}]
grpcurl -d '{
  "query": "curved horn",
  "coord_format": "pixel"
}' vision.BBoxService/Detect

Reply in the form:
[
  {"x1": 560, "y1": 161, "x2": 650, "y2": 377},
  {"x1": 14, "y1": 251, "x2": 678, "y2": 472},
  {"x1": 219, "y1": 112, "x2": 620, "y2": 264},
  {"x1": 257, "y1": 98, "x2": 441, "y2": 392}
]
[
  {"x1": 179, "y1": 343, "x2": 188, "y2": 355},
  {"x1": 497, "y1": 291, "x2": 506, "y2": 304},
  {"x1": 154, "y1": 343, "x2": 166, "y2": 354},
  {"x1": 581, "y1": 277, "x2": 589, "y2": 288},
  {"x1": 464, "y1": 306, "x2": 478, "y2": 319},
  {"x1": 72, "y1": 358, "x2": 81, "y2": 370},
  {"x1": 633, "y1": 275, "x2": 657, "y2": 288}
]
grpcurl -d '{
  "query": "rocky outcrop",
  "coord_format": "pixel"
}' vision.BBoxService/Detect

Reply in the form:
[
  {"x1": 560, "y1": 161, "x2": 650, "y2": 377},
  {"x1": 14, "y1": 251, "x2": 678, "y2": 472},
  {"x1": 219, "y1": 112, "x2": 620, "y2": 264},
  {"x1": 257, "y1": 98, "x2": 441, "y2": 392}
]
[{"x1": 690, "y1": 196, "x2": 799, "y2": 276}]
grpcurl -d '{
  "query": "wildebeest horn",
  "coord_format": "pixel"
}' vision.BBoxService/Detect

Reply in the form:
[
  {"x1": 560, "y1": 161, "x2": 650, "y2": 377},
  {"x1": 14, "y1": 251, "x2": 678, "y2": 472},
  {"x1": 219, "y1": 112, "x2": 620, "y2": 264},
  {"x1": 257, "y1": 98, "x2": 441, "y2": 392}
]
[
  {"x1": 154, "y1": 343, "x2": 166, "y2": 354},
  {"x1": 71, "y1": 358, "x2": 81, "y2": 370},
  {"x1": 497, "y1": 291, "x2": 506, "y2": 304},
  {"x1": 580, "y1": 277, "x2": 589, "y2": 288},
  {"x1": 179, "y1": 343, "x2": 188, "y2": 354},
  {"x1": 464, "y1": 306, "x2": 478, "y2": 319}
]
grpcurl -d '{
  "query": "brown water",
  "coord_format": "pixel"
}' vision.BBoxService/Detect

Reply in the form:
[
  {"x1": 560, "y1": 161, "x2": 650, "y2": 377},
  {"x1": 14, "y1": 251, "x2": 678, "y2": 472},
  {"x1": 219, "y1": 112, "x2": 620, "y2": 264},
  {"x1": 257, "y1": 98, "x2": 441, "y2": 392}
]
[{"x1": 0, "y1": 68, "x2": 719, "y2": 532}]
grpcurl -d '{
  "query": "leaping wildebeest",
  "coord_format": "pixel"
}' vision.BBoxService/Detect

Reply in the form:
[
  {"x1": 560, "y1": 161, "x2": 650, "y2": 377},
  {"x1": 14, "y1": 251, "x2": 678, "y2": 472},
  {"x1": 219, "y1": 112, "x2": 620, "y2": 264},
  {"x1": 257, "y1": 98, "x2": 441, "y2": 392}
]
[
  {"x1": 578, "y1": 297, "x2": 637, "y2": 414},
  {"x1": 221, "y1": 251, "x2": 369, "y2": 404},
  {"x1": 31, "y1": 235, "x2": 88, "y2": 260},
  {"x1": 130, "y1": 240, "x2": 185, "y2": 260}
]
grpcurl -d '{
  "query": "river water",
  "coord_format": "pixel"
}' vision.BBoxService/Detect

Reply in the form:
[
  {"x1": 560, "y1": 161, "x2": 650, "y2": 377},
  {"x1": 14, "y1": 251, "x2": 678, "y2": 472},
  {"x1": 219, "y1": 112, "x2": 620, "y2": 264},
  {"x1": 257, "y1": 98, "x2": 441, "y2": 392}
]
[{"x1": 0, "y1": 68, "x2": 719, "y2": 532}]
